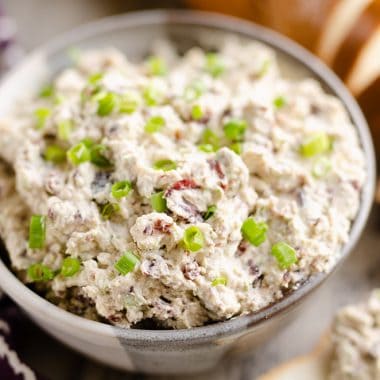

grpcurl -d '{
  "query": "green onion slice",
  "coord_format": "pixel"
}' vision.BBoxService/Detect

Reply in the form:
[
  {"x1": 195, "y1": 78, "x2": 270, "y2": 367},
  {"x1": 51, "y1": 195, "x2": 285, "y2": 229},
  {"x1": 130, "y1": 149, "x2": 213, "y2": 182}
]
[
  {"x1": 54, "y1": 94, "x2": 65, "y2": 105},
  {"x1": 300, "y1": 132, "x2": 331, "y2": 158},
  {"x1": 205, "y1": 52, "x2": 225, "y2": 77},
  {"x1": 153, "y1": 159, "x2": 177, "y2": 171},
  {"x1": 230, "y1": 142, "x2": 242, "y2": 155},
  {"x1": 191, "y1": 104, "x2": 204, "y2": 121},
  {"x1": 119, "y1": 93, "x2": 140, "y2": 114},
  {"x1": 44, "y1": 145, "x2": 66, "y2": 164},
  {"x1": 27, "y1": 263, "x2": 54, "y2": 282},
  {"x1": 151, "y1": 191, "x2": 167, "y2": 212},
  {"x1": 88, "y1": 72, "x2": 103, "y2": 85},
  {"x1": 57, "y1": 120, "x2": 73, "y2": 141},
  {"x1": 112, "y1": 180, "x2": 132, "y2": 200},
  {"x1": 183, "y1": 81, "x2": 205, "y2": 102},
  {"x1": 271, "y1": 242, "x2": 298, "y2": 269},
  {"x1": 100, "y1": 202, "x2": 120, "y2": 220},
  {"x1": 81, "y1": 138, "x2": 95, "y2": 148},
  {"x1": 145, "y1": 116, "x2": 165, "y2": 133},
  {"x1": 115, "y1": 251, "x2": 140, "y2": 275},
  {"x1": 200, "y1": 128, "x2": 220, "y2": 152},
  {"x1": 67, "y1": 142, "x2": 91, "y2": 165},
  {"x1": 241, "y1": 218, "x2": 268, "y2": 247},
  {"x1": 39, "y1": 84, "x2": 54, "y2": 98},
  {"x1": 28, "y1": 215, "x2": 46, "y2": 249},
  {"x1": 183, "y1": 226, "x2": 204, "y2": 252},
  {"x1": 204, "y1": 205, "x2": 216, "y2": 221},
  {"x1": 90, "y1": 144, "x2": 112, "y2": 168},
  {"x1": 97, "y1": 92, "x2": 118, "y2": 116},
  {"x1": 259, "y1": 59, "x2": 271, "y2": 77},
  {"x1": 34, "y1": 108, "x2": 51, "y2": 130},
  {"x1": 312, "y1": 157, "x2": 332, "y2": 178},
  {"x1": 273, "y1": 96, "x2": 286, "y2": 109},
  {"x1": 147, "y1": 56, "x2": 167, "y2": 76},
  {"x1": 61, "y1": 257, "x2": 81, "y2": 277},
  {"x1": 143, "y1": 85, "x2": 163, "y2": 106},
  {"x1": 211, "y1": 276, "x2": 227, "y2": 286},
  {"x1": 198, "y1": 144, "x2": 215, "y2": 153},
  {"x1": 224, "y1": 119, "x2": 247, "y2": 141}
]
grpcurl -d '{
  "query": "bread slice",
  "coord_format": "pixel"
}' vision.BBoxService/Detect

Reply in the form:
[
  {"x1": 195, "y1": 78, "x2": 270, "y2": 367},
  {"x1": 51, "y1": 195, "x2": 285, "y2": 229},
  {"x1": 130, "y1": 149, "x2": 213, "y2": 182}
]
[
  {"x1": 332, "y1": 1, "x2": 380, "y2": 88},
  {"x1": 316, "y1": 0, "x2": 372, "y2": 64},
  {"x1": 185, "y1": 0, "x2": 253, "y2": 19},
  {"x1": 347, "y1": 31, "x2": 380, "y2": 95},
  {"x1": 258, "y1": 334, "x2": 332, "y2": 380},
  {"x1": 358, "y1": 75, "x2": 380, "y2": 158},
  {"x1": 186, "y1": 0, "x2": 338, "y2": 51}
]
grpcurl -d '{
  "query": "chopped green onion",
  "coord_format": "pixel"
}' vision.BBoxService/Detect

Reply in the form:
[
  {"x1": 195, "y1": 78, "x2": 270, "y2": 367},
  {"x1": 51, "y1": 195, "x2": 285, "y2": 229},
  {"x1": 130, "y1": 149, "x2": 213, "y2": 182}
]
[
  {"x1": 147, "y1": 56, "x2": 167, "y2": 76},
  {"x1": 53, "y1": 94, "x2": 65, "y2": 105},
  {"x1": 39, "y1": 84, "x2": 54, "y2": 98},
  {"x1": 205, "y1": 52, "x2": 225, "y2": 77},
  {"x1": 88, "y1": 72, "x2": 103, "y2": 85},
  {"x1": 143, "y1": 85, "x2": 162, "y2": 106},
  {"x1": 198, "y1": 144, "x2": 215, "y2": 153},
  {"x1": 119, "y1": 93, "x2": 140, "y2": 114},
  {"x1": 67, "y1": 142, "x2": 91, "y2": 165},
  {"x1": 224, "y1": 119, "x2": 247, "y2": 141},
  {"x1": 90, "y1": 144, "x2": 112, "y2": 168},
  {"x1": 57, "y1": 120, "x2": 73, "y2": 141},
  {"x1": 191, "y1": 104, "x2": 204, "y2": 121},
  {"x1": 230, "y1": 142, "x2": 242, "y2": 155},
  {"x1": 211, "y1": 276, "x2": 227, "y2": 286},
  {"x1": 203, "y1": 205, "x2": 216, "y2": 221},
  {"x1": 271, "y1": 242, "x2": 298, "y2": 270},
  {"x1": 44, "y1": 145, "x2": 66, "y2": 164},
  {"x1": 112, "y1": 180, "x2": 132, "y2": 200},
  {"x1": 151, "y1": 191, "x2": 167, "y2": 212},
  {"x1": 201, "y1": 128, "x2": 220, "y2": 152},
  {"x1": 183, "y1": 81, "x2": 205, "y2": 102},
  {"x1": 300, "y1": 132, "x2": 331, "y2": 158},
  {"x1": 273, "y1": 96, "x2": 286, "y2": 109},
  {"x1": 34, "y1": 108, "x2": 51, "y2": 130},
  {"x1": 145, "y1": 116, "x2": 165, "y2": 133},
  {"x1": 27, "y1": 263, "x2": 54, "y2": 282},
  {"x1": 61, "y1": 257, "x2": 81, "y2": 277},
  {"x1": 81, "y1": 138, "x2": 94, "y2": 148},
  {"x1": 241, "y1": 218, "x2": 268, "y2": 247},
  {"x1": 259, "y1": 59, "x2": 271, "y2": 77},
  {"x1": 115, "y1": 251, "x2": 140, "y2": 275},
  {"x1": 100, "y1": 202, "x2": 121, "y2": 220},
  {"x1": 183, "y1": 226, "x2": 204, "y2": 252},
  {"x1": 153, "y1": 159, "x2": 177, "y2": 171},
  {"x1": 312, "y1": 157, "x2": 332, "y2": 178},
  {"x1": 97, "y1": 92, "x2": 118, "y2": 116},
  {"x1": 28, "y1": 215, "x2": 46, "y2": 249}
]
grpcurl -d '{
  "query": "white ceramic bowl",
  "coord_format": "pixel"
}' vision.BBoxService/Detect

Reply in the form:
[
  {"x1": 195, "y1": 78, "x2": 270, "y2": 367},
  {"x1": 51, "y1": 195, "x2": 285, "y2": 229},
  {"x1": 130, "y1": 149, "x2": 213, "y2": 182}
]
[{"x1": 0, "y1": 10, "x2": 375, "y2": 375}]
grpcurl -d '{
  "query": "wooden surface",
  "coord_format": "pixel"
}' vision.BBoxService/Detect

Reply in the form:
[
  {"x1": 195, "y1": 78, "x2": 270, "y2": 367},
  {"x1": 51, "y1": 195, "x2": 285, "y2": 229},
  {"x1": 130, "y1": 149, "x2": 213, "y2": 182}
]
[{"x1": 3, "y1": 1, "x2": 380, "y2": 379}]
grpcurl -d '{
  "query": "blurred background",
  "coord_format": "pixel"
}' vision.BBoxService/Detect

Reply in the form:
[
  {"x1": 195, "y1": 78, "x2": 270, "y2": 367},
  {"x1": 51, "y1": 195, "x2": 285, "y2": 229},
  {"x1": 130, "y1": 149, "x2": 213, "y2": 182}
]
[
  {"x1": 1, "y1": 1, "x2": 380, "y2": 379},
  {"x1": 3, "y1": 0, "x2": 380, "y2": 159}
]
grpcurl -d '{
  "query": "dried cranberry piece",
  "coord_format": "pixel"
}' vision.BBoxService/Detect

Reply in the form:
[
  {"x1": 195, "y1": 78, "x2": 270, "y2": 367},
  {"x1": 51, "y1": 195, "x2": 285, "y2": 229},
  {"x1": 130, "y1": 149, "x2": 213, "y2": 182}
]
[{"x1": 153, "y1": 219, "x2": 172, "y2": 234}]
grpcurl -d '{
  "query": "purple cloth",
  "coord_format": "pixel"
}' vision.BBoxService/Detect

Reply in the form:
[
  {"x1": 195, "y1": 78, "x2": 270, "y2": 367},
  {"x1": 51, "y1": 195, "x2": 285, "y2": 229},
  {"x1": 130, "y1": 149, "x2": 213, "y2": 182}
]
[
  {"x1": 0, "y1": 8, "x2": 39, "y2": 379},
  {"x1": 0, "y1": 4, "x2": 23, "y2": 73},
  {"x1": 0, "y1": 297, "x2": 45, "y2": 380}
]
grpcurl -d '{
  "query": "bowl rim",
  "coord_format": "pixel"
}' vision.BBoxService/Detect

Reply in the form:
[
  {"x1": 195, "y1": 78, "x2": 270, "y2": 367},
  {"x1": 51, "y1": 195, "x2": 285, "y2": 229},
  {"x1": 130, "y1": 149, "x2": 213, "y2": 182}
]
[{"x1": 0, "y1": 9, "x2": 375, "y2": 344}]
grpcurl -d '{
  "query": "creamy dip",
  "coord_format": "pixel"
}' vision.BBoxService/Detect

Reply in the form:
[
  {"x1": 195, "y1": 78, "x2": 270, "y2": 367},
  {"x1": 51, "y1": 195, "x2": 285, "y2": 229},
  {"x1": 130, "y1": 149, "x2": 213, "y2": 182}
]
[
  {"x1": 329, "y1": 291, "x2": 380, "y2": 380},
  {"x1": 0, "y1": 39, "x2": 366, "y2": 328}
]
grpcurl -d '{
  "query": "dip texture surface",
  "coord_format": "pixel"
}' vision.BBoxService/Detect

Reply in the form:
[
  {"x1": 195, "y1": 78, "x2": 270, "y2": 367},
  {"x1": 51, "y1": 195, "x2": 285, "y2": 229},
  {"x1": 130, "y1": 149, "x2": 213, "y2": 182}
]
[
  {"x1": 330, "y1": 291, "x2": 380, "y2": 380},
  {"x1": 0, "y1": 40, "x2": 366, "y2": 328}
]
